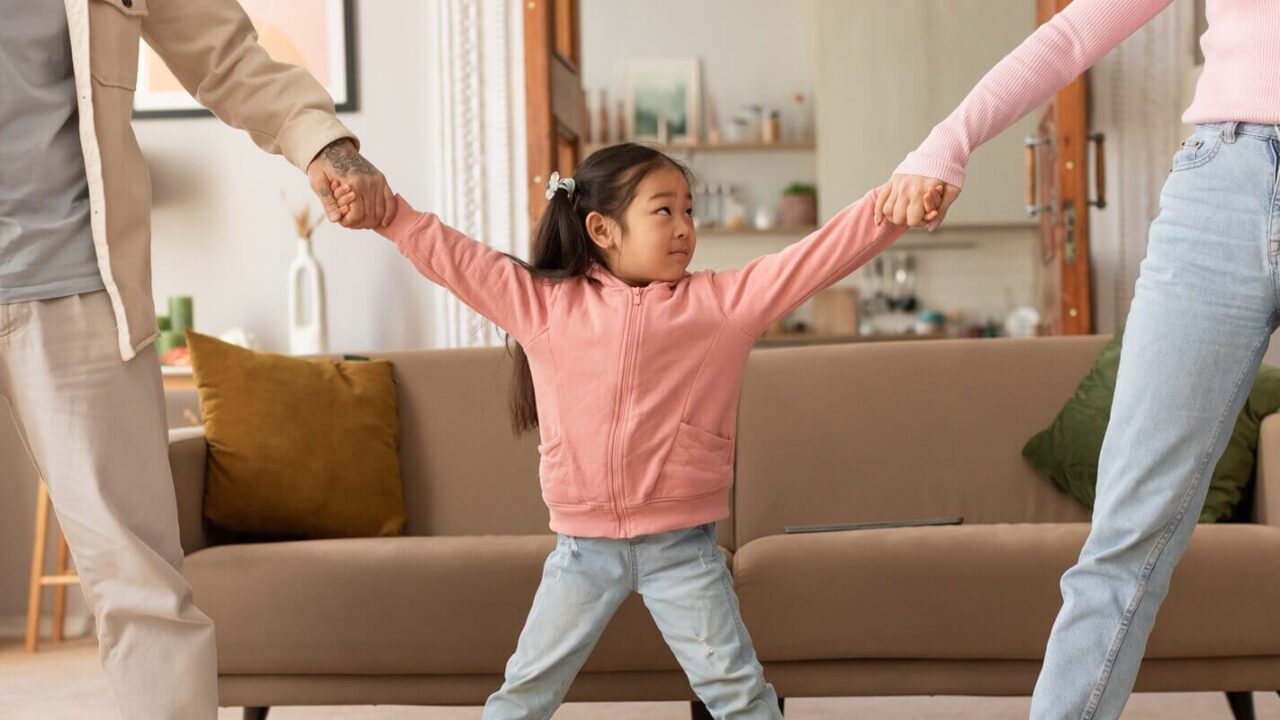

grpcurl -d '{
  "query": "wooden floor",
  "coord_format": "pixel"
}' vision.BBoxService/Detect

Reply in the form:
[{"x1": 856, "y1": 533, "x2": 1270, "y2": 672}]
[{"x1": 2, "y1": 638, "x2": 1277, "y2": 719}]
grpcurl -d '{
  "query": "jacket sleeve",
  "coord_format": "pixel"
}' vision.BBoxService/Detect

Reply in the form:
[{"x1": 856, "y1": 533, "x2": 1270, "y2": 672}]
[
  {"x1": 378, "y1": 196, "x2": 552, "y2": 344},
  {"x1": 710, "y1": 190, "x2": 906, "y2": 337},
  {"x1": 141, "y1": 0, "x2": 356, "y2": 171},
  {"x1": 895, "y1": 0, "x2": 1172, "y2": 187}
]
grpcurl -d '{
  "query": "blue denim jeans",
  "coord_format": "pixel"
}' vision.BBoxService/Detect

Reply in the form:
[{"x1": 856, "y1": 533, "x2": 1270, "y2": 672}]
[
  {"x1": 483, "y1": 523, "x2": 782, "y2": 720},
  {"x1": 1031, "y1": 122, "x2": 1280, "y2": 719}
]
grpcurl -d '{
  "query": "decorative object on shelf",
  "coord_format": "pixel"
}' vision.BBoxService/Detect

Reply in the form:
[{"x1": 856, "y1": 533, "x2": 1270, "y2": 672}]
[
  {"x1": 1005, "y1": 306, "x2": 1042, "y2": 337},
  {"x1": 626, "y1": 57, "x2": 701, "y2": 144},
  {"x1": 136, "y1": 0, "x2": 356, "y2": 118},
  {"x1": 789, "y1": 92, "x2": 811, "y2": 142},
  {"x1": 693, "y1": 183, "x2": 719, "y2": 229},
  {"x1": 763, "y1": 109, "x2": 782, "y2": 144},
  {"x1": 813, "y1": 288, "x2": 861, "y2": 336},
  {"x1": 753, "y1": 205, "x2": 776, "y2": 231},
  {"x1": 616, "y1": 99, "x2": 627, "y2": 143},
  {"x1": 286, "y1": 196, "x2": 329, "y2": 355},
  {"x1": 744, "y1": 105, "x2": 764, "y2": 142},
  {"x1": 722, "y1": 186, "x2": 747, "y2": 230},
  {"x1": 779, "y1": 182, "x2": 818, "y2": 228},
  {"x1": 155, "y1": 295, "x2": 194, "y2": 362},
  {"x1": 915, "y1": 310, "x2": 947, "y2": 336},
  {"x1": 890, "y1": 254, "x2": 918, "y2": 312},
  {"x1": 706, "y1": 95, "x2": 721, "y2": 145}
]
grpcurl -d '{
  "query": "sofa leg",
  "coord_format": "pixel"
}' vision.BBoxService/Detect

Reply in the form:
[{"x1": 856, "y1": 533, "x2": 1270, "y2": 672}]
[
  {"x1": 243, "y1": 708, "x2": 270, "y2": 720},
  {"x1": 1226, "y1": 692, "x2": 1255, "y2": 720},
  {"x1": 691, "y1": 697, "x2": 785, "y2": 718}
]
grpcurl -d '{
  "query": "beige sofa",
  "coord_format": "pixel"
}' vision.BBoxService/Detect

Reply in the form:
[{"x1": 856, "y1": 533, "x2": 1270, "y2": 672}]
[{"x1": 168, "y1": 336, "x2": 1280, "y2": 719}]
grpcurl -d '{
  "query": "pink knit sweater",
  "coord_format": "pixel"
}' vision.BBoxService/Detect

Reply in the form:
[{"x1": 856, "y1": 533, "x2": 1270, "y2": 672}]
[{"x1": 896, "y1": 0, "x2": 1280, "y2": 187}]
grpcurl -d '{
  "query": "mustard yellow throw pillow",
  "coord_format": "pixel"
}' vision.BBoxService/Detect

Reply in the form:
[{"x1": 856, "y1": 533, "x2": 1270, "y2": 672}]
[{"x1": 188, "y1": 331, "x2": 406, "y2": 538}]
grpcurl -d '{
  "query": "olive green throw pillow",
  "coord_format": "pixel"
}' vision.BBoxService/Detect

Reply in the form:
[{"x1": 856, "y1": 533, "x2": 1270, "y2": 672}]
[
  {"x1": 188, "y1": 331, "x2": 406, "y2": 538},
  {"x1": 1023, "y1": 334, "x2": 1280, "y2": 522}
]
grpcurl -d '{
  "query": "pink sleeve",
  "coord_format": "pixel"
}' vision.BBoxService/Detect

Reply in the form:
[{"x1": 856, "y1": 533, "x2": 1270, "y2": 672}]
[
  {"x1": 895, "y1": 0, "x2": 1172, "y2": 187},
  {"x1": 377, "y1": 196, "x2": 551, "y2": 344},
  {"x1": 711, "y1": 190, "x2": 906, "y2": 337}
]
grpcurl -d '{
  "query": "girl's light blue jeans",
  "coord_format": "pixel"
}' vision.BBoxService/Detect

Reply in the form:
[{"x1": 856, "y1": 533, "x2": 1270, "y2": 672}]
[{"x1": 483, "y1": 523, "x2": 782, "y2": 720}]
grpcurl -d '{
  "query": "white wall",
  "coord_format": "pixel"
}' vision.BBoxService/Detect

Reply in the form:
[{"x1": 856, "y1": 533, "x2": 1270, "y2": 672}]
[
  {"x1": 581, "y1": 0, "x2": 820, "y2": 241},
  {"x1": 144, "y1": 0, "x2": 442, "y2": 355},
  {"x1": 0, "y1": 0, "x2": 443, "y2": 638}
]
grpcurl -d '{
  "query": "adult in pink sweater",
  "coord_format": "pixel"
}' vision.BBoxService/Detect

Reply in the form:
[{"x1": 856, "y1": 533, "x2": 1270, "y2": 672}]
[{"x1": 878, "y1": 2, "x2": 1280, "y2": 718}]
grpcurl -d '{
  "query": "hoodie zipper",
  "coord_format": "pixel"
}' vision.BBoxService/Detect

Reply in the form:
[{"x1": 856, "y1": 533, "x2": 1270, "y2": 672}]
[{"x1": 607, "y1": 286, "x2": 643, "y2": 536}]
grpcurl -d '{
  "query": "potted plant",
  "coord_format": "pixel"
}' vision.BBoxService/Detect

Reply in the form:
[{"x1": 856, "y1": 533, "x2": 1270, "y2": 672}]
[{"x1": 779, "y1": 182, "x2": 817, "y2": 229}]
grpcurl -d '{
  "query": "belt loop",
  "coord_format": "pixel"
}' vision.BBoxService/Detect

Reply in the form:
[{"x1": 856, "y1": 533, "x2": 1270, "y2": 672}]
[{"x1": 1221, "y1": 121, "x2": 1238, "y2": 144}]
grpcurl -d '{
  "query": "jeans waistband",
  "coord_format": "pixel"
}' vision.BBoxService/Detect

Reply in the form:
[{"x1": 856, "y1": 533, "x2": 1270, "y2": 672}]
[{"x1": 1200, "y1": 122, "x2": 1280, "y2": 141}]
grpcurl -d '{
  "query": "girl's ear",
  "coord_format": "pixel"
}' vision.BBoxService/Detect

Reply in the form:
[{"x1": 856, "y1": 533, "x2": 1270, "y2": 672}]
[{"x1": 585, "y1": 211, "x2": 616, "y2": 251}]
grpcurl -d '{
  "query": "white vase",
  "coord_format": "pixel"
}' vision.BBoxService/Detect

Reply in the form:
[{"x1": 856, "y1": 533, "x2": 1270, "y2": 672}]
[{"x1": 288, "y1": 237, "x2": 328, "y2": 355}]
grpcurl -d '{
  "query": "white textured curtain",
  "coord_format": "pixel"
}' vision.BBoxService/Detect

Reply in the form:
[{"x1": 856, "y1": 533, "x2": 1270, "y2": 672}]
[
  {"x1": 1088, "y1": 0, "x2": 1197, "y2": 333},
  {"x1": 431, "y1": 0, "x2": 530, "y2": 348}
]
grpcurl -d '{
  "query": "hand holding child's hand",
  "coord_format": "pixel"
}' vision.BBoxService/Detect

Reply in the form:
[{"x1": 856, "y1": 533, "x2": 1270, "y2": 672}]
[
  {"x1": 875, "y1": 175, "x2": 961, "y2": 231},
  {"x1": 306, "y1": 138, "x2": 397, "y2": 229},
  {"x1": 331, "y1": 179, "x2": 396, "y2": 229}
]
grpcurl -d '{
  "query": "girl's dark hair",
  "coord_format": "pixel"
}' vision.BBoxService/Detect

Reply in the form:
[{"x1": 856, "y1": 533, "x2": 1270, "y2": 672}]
[{"x1": 507, "y1": 143, "x2": 692, "y2": 434}]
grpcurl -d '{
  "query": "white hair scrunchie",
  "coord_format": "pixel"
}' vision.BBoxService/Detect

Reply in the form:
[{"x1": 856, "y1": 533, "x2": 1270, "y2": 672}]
[{"x1": 545, "y1": 171, "x2": 576, "y2": 201}]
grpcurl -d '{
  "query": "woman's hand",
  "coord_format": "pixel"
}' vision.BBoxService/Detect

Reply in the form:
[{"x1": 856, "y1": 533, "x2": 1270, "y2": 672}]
[{"x1": 875, "y1": 174, "x2": 962, "y2": 231}]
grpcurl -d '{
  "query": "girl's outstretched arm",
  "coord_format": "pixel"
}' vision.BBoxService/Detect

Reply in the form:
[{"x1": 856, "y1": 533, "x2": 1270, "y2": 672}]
[
  {"x1": 374, "y1": 194, "x2": 551, "y2": 344},
  {"x1": 710, "y1": 188, "x2": 920, "y2": 338}
]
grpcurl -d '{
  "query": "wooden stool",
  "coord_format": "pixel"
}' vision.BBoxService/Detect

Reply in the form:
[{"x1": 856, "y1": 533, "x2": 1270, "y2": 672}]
[{"x1": 25, "y1": 479, "x2": 79, "y2": 653}]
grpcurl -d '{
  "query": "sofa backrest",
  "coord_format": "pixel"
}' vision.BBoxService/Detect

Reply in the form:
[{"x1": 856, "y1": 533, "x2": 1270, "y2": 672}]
[
  {"x1": 732, "y1": 336, "x2": 1105, "y2": 546},
  {"x1": 371, "y1": 347, "x2": 546, "y2": 536}
]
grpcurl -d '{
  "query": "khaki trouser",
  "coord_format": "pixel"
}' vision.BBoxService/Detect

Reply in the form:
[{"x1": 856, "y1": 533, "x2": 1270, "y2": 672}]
[{"x1": 1, "y1": 291, "x2": 217, "y2": 719}]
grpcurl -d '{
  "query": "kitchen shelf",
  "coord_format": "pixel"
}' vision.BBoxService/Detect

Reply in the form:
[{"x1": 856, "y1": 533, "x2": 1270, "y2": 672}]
[
  {"x1": 698, "y1": 225, "x2": 819, "y2": 238},
  {"x1": 585, "y1": 140, "x2": 815, "y2": 156}
]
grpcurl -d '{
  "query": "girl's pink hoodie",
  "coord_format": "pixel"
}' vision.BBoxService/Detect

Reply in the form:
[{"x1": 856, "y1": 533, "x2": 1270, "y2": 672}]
[{"x1": 379, "y1": 191, "x2": 904, "y2": 539}]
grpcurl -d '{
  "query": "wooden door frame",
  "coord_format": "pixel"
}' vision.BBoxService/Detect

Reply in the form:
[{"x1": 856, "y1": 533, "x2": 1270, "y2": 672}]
[
  {"x1": 523, "y1": 0, "x2": 585, "y2": 244},
  {"x1": 1035, "y1": 0, "x2": 1096, "y2": 336}
]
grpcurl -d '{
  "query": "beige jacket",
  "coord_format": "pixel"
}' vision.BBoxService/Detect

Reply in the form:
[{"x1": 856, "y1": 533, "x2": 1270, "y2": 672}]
[{"x1": 66, "y1": 0, "x2": 356, "y2": 359}]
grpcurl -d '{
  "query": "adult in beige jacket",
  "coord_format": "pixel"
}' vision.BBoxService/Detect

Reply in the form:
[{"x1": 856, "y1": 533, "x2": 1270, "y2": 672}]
[{"x1": 0, "y1": 1, "x2": 391, "y2": 718}]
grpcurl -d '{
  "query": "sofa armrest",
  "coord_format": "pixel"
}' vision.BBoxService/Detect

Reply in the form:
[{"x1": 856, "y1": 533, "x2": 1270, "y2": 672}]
[
  {"x1": 1254, "y1": 415, "x2": 1280, "y2": 528},
  {"x1": 169, "y1": 426, "x2": 210, "y2": 555}
]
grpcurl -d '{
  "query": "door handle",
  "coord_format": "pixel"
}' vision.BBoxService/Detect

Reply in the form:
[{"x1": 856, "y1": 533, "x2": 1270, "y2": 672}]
[{"x1": 1025, "y1": 135, "x2": 1053, "y2": 217}]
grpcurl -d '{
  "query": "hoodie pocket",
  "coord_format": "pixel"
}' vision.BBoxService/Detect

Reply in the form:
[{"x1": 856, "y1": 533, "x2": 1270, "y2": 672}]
[
  {"x1": 652, "y1": 422, "x2": 734, "y2": 501},
  {"x1": 537, "y1": 436, "x2": 579, "y2": 505}
]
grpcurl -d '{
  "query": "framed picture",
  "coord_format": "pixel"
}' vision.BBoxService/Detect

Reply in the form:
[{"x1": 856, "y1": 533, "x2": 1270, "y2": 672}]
[
  {"x1": 133, "y1": 0, "x2": 357, "y2": 118},
  {"x1": 625, "y1": 57, "x2": 701, "y2": 144}
]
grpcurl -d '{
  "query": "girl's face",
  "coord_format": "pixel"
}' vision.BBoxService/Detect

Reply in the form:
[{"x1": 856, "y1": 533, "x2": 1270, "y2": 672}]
[{"x1": 587, "y1": 165, "x2": 696, "y2": 286}]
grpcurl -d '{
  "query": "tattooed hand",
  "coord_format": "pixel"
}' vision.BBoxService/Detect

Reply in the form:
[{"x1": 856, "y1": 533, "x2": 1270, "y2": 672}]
[{"x1": 306, "y1": 138, "x2": 396, "y2": 229}]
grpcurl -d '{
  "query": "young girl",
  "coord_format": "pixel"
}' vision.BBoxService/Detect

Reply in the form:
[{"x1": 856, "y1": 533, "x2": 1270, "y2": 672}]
[{"x1": 335, "y1": 144, "x2": 926, "y2": 719}]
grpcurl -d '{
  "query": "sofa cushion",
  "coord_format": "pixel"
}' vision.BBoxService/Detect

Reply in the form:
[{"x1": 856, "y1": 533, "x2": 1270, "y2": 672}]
[
  {"x1": 185, "y1": 535, "x2": 733, "y2": 675},
  {"x1": 189, "y1": 331, "x2": 405, "y2": 539},
  {"x1": 733, "y1": 524, "x2": 1280, "y2": 662},
  {"x1": 1022, "y1": 332, "x2": 1280, "y2": 522}
]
